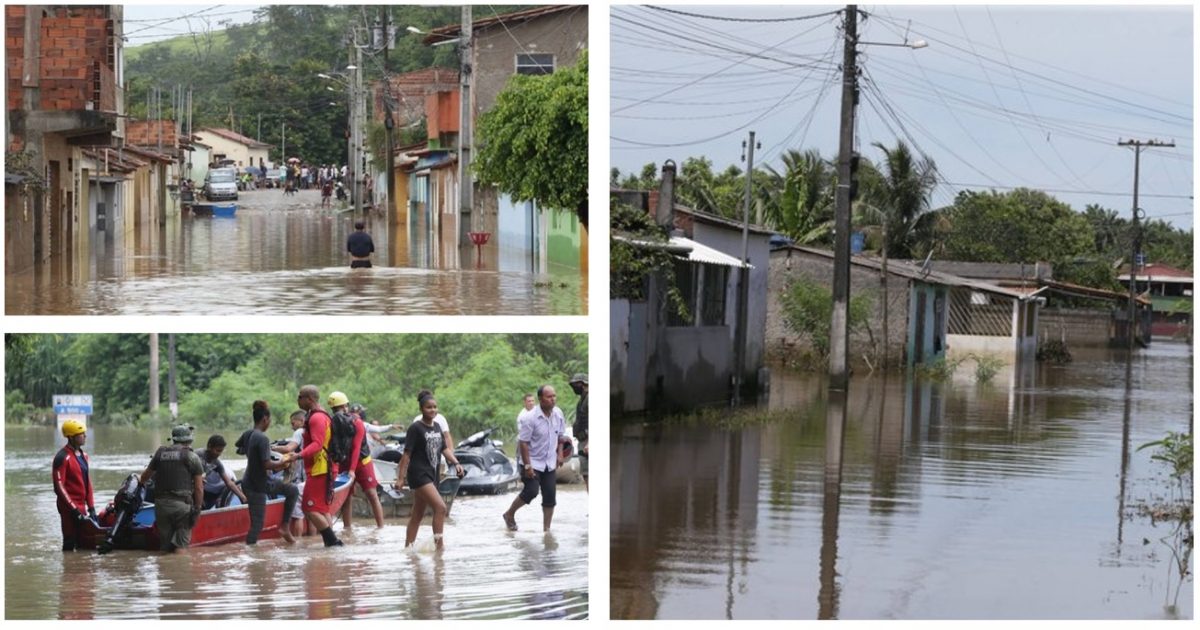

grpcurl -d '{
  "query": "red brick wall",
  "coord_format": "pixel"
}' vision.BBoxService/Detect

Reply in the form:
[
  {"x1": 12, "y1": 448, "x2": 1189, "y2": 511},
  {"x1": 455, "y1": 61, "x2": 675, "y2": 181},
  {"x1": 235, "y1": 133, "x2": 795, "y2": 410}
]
[
  {"x1": 125, "y1": 120, "x2": 177, "y2": 148},
  {"x1": 5, "y1": 8, "x2": 116, "y2": 112}
]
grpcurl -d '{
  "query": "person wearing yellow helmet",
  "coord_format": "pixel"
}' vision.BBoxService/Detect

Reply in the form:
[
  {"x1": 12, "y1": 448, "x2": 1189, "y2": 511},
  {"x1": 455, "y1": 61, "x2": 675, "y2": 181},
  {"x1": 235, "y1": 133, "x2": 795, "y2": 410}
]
[{"x1": 52, "y1": 419, "x2": 96, "y2": 551}]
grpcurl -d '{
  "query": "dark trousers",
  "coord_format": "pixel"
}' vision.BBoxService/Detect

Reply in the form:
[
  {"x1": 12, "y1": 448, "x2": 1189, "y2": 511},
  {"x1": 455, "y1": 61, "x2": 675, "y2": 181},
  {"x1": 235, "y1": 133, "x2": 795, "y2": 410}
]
[
  {"x1": 57, "y1": 499, "x2": 80, "y2": 551},
  {"x1": 518, "y1": 467, "x2": 557, "y2": 508},
  {"x1": 245, "y1": 480, "x2": 299, "y2": 544},
  {"x1": 350, "y1": 259, "x2": 372, "y2": 269}
]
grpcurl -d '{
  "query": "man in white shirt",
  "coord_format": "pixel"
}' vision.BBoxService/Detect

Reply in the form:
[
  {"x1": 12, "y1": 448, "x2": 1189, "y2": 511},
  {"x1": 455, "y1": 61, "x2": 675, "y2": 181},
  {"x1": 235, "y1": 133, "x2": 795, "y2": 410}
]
[{"x1": 502, "y1": 384, "x2": 570, "y2": 532}]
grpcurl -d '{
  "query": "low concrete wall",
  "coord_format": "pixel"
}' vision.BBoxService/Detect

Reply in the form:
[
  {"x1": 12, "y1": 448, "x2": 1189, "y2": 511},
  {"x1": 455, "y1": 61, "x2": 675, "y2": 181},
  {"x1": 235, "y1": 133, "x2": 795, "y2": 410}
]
[
  {"x1": 658, "y1": 326, "x2": 732, "y2": 409},
  {"x1": 768, "y1": 249, "x2": 910, "y2": 366},
  {"x1": 1037, "y1": 308, "x2": 1112, "y2": 347},
  {"x1": 947, "y1": 334, "x2": 1015, "y2": 361},
  {"x1": 611, "y1": 299, "x2": 630, "y2": 405}
]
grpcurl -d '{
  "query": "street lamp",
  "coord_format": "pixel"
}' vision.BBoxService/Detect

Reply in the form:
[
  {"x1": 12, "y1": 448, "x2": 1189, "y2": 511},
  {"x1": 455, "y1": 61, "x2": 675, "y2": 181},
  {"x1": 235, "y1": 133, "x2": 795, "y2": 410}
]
[
  {"x1": 406, "y1": 26, "x2": 423, "y2": 34},
  {"x1": 858, "y1": 38, "x2": 928, "y2": 49}
]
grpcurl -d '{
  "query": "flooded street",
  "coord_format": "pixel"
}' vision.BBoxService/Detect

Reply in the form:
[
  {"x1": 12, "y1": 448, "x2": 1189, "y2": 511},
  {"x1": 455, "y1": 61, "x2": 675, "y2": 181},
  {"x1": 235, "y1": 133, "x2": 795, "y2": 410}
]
[
  {"x1": 5, "y1": 425, "x2": 588, "y2": 619},
  {"x1": 611, "y1": 342, "x2": 1193, "y2": 619},
  {"x1": 6, "y1": 189, "x2": 586, "y2": 315}
]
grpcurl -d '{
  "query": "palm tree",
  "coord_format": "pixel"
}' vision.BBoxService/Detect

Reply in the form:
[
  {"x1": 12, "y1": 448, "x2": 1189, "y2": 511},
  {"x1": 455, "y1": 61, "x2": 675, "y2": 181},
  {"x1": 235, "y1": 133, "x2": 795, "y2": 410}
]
[
  {"x1": 762, "y1": 148, "x2": 835, "y2": 245},
  {"x1": 855, "y1": 140, "x2": 939, "y2": 368},
  {"x1": 1082, "y1": 204, "x2": 1126, "y2": 259}
]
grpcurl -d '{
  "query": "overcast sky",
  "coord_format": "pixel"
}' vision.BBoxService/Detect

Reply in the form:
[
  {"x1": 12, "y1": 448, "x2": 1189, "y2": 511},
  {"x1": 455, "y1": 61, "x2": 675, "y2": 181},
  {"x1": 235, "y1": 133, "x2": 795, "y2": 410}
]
[
  {"x1": 611, "y1": 4, "x2": 1194, "y2": 230},
  {"x1": 123, "y1": 4, "x2": 261, "y2": 45}
]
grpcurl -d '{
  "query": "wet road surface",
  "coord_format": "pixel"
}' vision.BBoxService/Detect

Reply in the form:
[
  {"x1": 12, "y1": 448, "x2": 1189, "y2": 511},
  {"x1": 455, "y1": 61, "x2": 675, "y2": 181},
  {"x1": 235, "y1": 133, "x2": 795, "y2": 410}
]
[{"x1": 6, "y1": 189, "x2": 586, "y2": 315}]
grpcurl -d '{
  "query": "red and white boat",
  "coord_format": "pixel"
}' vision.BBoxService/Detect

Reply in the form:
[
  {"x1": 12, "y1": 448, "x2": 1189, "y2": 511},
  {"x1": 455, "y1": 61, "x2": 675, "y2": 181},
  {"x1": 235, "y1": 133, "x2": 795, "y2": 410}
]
[{"x1": 77, "y1": 472, "x2": 353, "y2": 552}]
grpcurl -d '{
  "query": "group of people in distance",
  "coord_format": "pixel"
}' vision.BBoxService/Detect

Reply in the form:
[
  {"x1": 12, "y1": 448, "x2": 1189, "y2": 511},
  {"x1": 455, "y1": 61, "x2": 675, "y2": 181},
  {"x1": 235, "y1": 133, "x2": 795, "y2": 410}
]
[{"x1": 51, "y1": 376, "x2": 588, "y2": 554}]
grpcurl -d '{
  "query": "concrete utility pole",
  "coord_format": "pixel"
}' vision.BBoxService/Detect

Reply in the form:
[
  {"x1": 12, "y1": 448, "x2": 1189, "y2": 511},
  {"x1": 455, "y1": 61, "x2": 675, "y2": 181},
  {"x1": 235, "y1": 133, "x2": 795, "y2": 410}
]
[
  {"x1": 356, "y1": 42, "x2": 365, "y2": 216},
  {"x1": 149, "y1": 333, "x2": 159, "y2": 414},
  {"x1": 458, "y1": 4, "x2": 473, "y2": 246},
  {"x1": 1117, "y1": 138, "x2": 1174, "y2": 351},
  {"x1": 347, "y1": 41, "x2": 358, "y2": 214},
  {"x1": 167, "y1": 333, "x2": 178, "y2": 420},
  {"x1": 829, "y1": 5, "x2": 859, "y2": 391},
  {"x1": 733, "y1": 131, "x2": 759, "y2": 404}
]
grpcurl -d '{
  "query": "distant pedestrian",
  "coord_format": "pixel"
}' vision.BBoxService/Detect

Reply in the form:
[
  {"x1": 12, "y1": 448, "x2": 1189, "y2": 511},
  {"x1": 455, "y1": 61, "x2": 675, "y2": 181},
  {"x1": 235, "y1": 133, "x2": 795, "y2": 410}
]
[
  {"x1": 321, "y1": 179, "x2": 333, "y2": 208},
  {"x1": 502, "y1": 385, "x2": 570, "y2": 532},
  {"x1": 139, "y1": 425, "x2": 205, "y2": 552},
  {"x1": 347, "y1": 221, "x2": 375, "y2": 269}
]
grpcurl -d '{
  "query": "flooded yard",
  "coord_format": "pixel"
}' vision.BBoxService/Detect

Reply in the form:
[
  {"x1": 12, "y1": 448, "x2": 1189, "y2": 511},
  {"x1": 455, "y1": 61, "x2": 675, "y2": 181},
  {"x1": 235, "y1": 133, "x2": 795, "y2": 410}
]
[{"x1": 611, "y1": 342, "x2": 1193, "y2": 619}]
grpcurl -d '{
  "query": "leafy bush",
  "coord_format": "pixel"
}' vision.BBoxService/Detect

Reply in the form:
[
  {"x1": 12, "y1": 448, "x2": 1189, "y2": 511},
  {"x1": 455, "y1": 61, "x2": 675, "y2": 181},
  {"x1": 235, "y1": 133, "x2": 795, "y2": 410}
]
[
  {"x1": 972, "y1": 354, "x2": 1004, "y2": 383},
  {"x1": 913, "y1": 356, "x2": 964, "y2": 381},
  {"x1": 780, "y1": 278, "x2": 873, "y2": 358}
]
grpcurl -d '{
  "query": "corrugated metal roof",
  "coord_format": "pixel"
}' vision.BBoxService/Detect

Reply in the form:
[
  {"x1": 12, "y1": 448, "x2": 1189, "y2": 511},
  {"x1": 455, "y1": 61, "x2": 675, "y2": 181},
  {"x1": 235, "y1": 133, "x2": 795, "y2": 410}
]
[{"x1": 671, "y1": 236, "x2": 751, "y2": 269}]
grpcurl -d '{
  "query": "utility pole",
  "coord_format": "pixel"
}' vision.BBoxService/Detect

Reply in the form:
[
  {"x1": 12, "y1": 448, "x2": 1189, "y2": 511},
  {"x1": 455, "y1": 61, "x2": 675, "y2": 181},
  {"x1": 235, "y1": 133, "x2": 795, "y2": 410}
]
[
  {"x1": 458, "y1": 4, "x2": 473, "y2": 247},
  {"x1": 281, "y1": 121, "x2": 286, "y2": 164},
  {"x1": 167, "y1": 333, "x2": 178, "y2": 420},
  {"x1": 385, "y1": 100, "x2": 396, "y2": 224},
  {"x1": 734, "y1": 131, "x2": 758, "y2": 404},
  {"x1": 1117, "y1": 138, "x2": 1174, "y2": 351},
  {"x1": 149, "y1": 333, "x2": 159, "y2": 414},
  {"x1": 354, "y1": 41, "x2": 364, "y2": 217},
  {"x1": 829, "y1": 5, "x2": 859, "y2": 391},
  {"x1": 257, "y1": 113, "x2": 262, "y2": 142}
]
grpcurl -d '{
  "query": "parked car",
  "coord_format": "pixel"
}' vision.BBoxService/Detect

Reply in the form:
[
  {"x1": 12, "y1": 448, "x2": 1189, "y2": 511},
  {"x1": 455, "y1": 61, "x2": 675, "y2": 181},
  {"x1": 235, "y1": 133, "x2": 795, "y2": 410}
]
[{"x1": 204, "y1": 168, "x2": 239, "y2": 201}]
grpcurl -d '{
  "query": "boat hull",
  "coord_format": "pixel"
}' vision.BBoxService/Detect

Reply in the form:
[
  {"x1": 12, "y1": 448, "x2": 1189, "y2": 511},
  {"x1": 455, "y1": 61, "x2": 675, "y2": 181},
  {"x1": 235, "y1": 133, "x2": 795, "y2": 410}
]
[
  {"x1": 364, "y1": 461, "x2": 461, "y2": 518},
  {"x1": 78, "y1": 473, "x2": 352, "y2": 551}
]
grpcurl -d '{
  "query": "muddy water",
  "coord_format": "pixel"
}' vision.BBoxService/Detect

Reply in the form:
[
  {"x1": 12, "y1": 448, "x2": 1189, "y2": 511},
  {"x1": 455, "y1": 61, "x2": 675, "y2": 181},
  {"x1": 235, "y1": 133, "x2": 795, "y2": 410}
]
[
  {"x1": 5, "y1": 426, "x2": 588, "y2": 619},
  {"x1": 611, "y1": 342, "x2": 1194, "y2": 619},
  {"x1": 5, "y1": 189, "x2": 586, "y2": 315}
]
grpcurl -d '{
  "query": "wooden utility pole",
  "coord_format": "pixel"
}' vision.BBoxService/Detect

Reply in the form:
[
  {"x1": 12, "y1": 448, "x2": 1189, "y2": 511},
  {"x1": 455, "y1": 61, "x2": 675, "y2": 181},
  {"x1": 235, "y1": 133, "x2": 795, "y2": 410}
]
[
  {"x1": 734, "y1": 131, "x2": 759, "y2": 404},
  {"x1": 167, "y1": 333, "x2": 178, "y2": 420},
  {"x1": 830, "y1": 5, "x2": 859, "y2": 391},
  {"x1": 458, "y1": 4, "x2": 473, "y2": 246},
  {"x1": 149, "y1": 333, "x2": 159, "y2": 414},
  {"x1": 1118, "y1": 138, "x2": 1174, "y2": 350}
]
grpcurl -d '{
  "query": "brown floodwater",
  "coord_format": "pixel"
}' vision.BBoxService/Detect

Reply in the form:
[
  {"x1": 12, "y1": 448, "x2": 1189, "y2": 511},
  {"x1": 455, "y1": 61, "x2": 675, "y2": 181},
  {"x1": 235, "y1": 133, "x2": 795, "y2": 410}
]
[
  {"x1": 5, "y1": 189, "x2": 587, "y2": 315},
  {"x1": 5, "y1": 425, "x2": 588, "y2": 619},
  {"x1": 611, "y1": 342, "x2": 1194, "y2": 619}
]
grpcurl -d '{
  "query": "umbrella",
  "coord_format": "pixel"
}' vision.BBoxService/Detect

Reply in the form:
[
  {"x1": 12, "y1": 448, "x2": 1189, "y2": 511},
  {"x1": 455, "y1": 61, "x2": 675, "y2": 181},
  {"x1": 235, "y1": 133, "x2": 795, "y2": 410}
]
[{"x1": 287, "y1": 157, "x2": 300, "y2": 163}]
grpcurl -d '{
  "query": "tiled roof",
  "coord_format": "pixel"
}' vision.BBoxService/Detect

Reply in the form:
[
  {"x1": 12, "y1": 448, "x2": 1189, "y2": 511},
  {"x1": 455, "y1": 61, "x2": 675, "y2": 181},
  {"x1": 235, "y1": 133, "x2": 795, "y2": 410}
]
[{"x1": 196, "y1": 127, "x2": 271, "y2": 149}]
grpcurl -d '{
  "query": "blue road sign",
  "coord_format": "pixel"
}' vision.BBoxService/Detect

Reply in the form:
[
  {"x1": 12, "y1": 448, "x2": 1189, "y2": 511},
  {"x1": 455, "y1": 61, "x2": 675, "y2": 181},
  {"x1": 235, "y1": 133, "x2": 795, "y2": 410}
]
[{"x1": 53, "y1": 394, "x2": 93, "y2": 415}]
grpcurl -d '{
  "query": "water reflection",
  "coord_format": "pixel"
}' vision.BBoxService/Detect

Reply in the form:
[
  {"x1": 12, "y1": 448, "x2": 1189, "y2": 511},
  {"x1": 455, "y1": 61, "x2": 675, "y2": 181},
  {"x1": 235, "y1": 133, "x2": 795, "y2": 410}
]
[
  {"x1": 7, "y1": 190, "x2": 586, "y2": 315},
  {"x1": 611, "y1": 343, "x2": 1193, "y2": 619}
]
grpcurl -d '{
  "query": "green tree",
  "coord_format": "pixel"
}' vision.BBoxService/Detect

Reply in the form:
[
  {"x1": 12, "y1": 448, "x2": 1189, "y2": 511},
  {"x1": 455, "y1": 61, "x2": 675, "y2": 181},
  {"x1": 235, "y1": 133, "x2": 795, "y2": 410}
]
[
  {"x1": 475, "y1": 51, "x2": 588, "y2": 227},
  {"x1": 941, "y1": 188, "x2": 1092, "y2": 263},
  {"x1": 780, "y1": 278, "x2": 873, "y2": 360},
  {"x1": 762, "y1": 148, "x2": 834, "y2": 245}
]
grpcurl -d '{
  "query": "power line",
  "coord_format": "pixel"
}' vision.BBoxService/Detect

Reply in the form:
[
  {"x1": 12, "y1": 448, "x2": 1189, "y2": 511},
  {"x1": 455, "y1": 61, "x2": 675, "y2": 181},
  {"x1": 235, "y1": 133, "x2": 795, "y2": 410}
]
[{"x1": 645, "y1": 6, "x2": 842, "y2": 24}]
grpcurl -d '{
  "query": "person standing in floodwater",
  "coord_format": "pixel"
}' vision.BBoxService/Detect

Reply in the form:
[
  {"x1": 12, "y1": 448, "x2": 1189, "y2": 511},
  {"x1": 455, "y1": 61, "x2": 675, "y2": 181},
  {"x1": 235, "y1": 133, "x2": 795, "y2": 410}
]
[
  {"x1": 503, "y1": 385, "x2": 570, "y2": 532},
  {"x1": 568, "y1": 374, "x2": 588, "y2": 492},
  {"x1": 237, "y1": 400, "x2": 299, "y2": 545},
  {"x1": 346, "y1": 221, "x2": 375, "y2": 269},
  {"x1": 297, "y1": 385, "x2": 344, "y2": 547},
  {"x1": 139, "y1": 425, "x2": 205, "y2": 553},
  {"x1": 394, "y1": 391, "x2": 464, "y2": 549},
  {"x1": 52, "y1": 419, "x2": 95, "y2": 551}
]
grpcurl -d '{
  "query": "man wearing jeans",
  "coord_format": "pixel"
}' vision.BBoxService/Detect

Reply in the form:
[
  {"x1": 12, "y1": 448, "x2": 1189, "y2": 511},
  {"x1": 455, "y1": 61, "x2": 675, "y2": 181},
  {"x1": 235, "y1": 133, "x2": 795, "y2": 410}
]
[
  {"x1": 237, "y1": 401, "x2": 299, "y2": 544},
  {"x1": 502, "y1": 384, "x2": 570, "y2": 532}
]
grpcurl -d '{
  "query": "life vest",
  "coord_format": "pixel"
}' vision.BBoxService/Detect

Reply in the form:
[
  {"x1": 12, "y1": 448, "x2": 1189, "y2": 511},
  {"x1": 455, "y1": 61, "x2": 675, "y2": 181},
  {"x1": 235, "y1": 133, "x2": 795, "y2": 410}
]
[
  {"x1": 152, "y1": 445, "x2": 202, "y2": 500},
  {"x1": 303, "y1": 409, "x2": 333, "y2": 476}
]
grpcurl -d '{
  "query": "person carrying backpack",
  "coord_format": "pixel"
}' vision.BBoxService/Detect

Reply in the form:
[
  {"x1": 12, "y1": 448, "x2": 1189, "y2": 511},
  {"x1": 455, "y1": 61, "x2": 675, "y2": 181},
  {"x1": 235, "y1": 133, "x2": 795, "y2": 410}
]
[{"x1": 297, "y1": 385, "x2": 344, "y2": 547}]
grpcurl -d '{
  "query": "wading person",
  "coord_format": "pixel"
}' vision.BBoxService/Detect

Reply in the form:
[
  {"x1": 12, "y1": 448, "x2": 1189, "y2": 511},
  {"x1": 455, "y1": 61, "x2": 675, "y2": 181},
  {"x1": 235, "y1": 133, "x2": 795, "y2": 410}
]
[
  {"x1": 52, "y1": 420, "x2": 96, "y2": 551},
  {"x1": 346, "y1": 221, "x2": 375, "y2": 269},
  {"x1": 297, "y1": 385, "x2": 344, "y2": 547},
  {"x1": 329, "y1": 394, "x2": 386, "y2": 530},
  {"x1": 568, "y1": 374, "x2": 589, "y2": 492},
  {"x1": 271, "y1": 409, "x2": 310, "y2": 537},
  {"x1": 236, "y1": 401, "x2": 299, "y2": 545},
  {"x1": 502, "y1": 385, "x2": 570, "y2": 532},
  {"x1": 411, "y1": 389, "x2": 454, "y2": 477},
  {"x1": 139, "y1": 425, "x2": 205, "y2": 553},
  {"x1": 394, "y1": 392, "x2": 464, "y2": 549},
  {"x1": 200, "y1": 434, "x2": 248, "y2": 509}
]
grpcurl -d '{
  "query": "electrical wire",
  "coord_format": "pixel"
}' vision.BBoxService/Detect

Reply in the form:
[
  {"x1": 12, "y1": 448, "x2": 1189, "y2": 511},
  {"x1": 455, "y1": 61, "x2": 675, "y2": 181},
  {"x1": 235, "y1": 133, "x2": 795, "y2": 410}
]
[{"x1": 644, "y1": 6, "x2": 843, "y2": 24}]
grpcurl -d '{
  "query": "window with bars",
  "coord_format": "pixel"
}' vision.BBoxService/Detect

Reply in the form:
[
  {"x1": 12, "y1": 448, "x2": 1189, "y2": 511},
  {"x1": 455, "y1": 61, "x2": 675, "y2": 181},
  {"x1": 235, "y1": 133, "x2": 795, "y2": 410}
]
[{"x1": 515, "y1": 53, "x2": 555, "y2": 75}]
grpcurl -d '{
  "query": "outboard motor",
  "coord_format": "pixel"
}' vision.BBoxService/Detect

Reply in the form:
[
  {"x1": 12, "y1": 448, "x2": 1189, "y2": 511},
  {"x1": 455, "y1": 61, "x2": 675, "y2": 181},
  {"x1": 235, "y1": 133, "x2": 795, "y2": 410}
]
[{"x1": 97, "y1": 474, "x2": 146, "y2": 555}]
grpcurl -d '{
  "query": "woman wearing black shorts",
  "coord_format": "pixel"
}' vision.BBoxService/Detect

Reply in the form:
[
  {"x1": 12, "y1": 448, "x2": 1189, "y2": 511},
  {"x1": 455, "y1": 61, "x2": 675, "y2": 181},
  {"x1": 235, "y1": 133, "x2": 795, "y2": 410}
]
[{"x1": 394, "y1": 391, "x2": 463, "y2": 549}]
